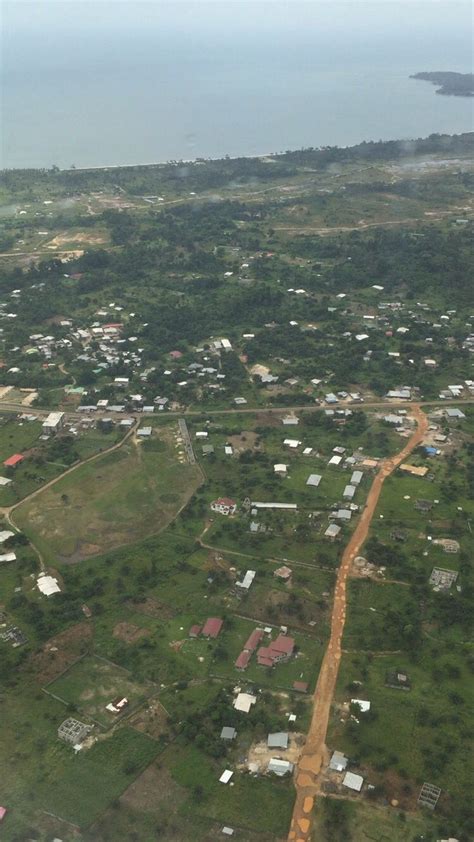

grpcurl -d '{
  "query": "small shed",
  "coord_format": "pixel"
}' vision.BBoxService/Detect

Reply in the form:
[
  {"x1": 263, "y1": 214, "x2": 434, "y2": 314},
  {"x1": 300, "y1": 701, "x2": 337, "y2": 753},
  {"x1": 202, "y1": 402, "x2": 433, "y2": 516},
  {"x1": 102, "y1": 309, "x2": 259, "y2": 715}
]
[
  {"x1": 343, "y1": 771, "x2": 364, "y2": 792},
  {"x1": 329, "y1": 750, "x2": 348, "y2": 772},
  {"x1": 267, "y1": 732, "x2": 289, "y2": 750},
  {"x1": 220, "y1": 726, "x2": 237, "y2": 741},
  {"x1": 268, "y1": 758, "x2": 294, "y2": 776}
]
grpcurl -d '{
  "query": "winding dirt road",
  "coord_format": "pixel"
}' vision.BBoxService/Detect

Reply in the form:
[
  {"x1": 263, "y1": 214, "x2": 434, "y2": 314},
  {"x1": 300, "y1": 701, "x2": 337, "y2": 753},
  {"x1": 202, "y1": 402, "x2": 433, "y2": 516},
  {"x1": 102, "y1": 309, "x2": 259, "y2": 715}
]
[{"x1": 288, "y1": 405, "x2": 429, "y2": 842}]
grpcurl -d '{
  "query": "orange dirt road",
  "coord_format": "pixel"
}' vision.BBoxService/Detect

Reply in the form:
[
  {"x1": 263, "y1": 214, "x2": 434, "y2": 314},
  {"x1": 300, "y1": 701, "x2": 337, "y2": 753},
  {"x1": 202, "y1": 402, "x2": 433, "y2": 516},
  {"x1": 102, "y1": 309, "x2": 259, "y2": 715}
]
[{"x1": 288, "y1": 406, "x2": 429, "y2": 842}]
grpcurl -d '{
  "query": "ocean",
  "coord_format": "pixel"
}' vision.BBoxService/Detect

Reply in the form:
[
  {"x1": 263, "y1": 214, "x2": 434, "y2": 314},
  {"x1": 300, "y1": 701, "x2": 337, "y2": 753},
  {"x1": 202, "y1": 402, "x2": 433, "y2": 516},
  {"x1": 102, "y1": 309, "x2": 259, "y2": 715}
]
[{"x1": 1, "y1": 1, "x2": 473, "y2": 170}]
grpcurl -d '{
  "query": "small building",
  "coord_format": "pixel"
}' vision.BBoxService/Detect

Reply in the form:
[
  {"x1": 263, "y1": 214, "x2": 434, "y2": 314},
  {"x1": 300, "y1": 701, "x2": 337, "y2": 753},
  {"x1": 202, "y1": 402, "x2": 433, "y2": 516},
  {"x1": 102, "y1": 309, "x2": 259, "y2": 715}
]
[
  {"x1": 37, "y1": 574, "x2": 61, "y2": 596},
  {"x1": 219, "y1": 769, "x2": 234, "y2": 784},
  {"x1": 274, "y1": 565, "x2": 292, "y2": 581},
  {"x1": 274, "y1": 463, "x2": 288, "y2": 476},
  {"x1": 445, "y1": 408, "x2": 465, "y2": 420},
  {"x1": 137, "y1": 426, "x2": 152, "y2": 438},
  {"x1": 306, "y1": 473, "x2": 322, "y2": 487},
  {"x1": 233, "y1": 692, "x2": 257, "y2": 713},
  {"x1": 418, "y1": 782, "x2": 441, "y2": 810},
  {"x1": 188, "y1": 624, "x2": 202, "y2": 638},
  {"x1": 343, "y1": 771, "x2": 364, "y2": 792},
  {"x1": 201, "y1": 617, "x2": 223, "y2": 638},
  {"x1": 267, "y1": 732, "x2": 289, "y2": 750},
  {"x1": 329, "y1": 750, "x2": 348, "y2": 772},
  {"x1": 324, "y1": 523, "x2": 341, "y2": 540},
  {"x1": 211, "y1": 498, "x2": 237, "y2": 516},
  {"x1": 343, "y1": 484, "x2": 356, "y2": 500},
  {"x1": 58, "y1": 717, "x2": 91, "y2": 746},
  {"x1": 268, "y1": 758, "x2": 293, "y2": 776},
  {"x1": 328, "y1": 455, "x2": 342, "y2": 467},
  {"x1": 385, "y1": 669, "x2": 411, "y2": 690},
  {"x1": 42, "y1": 411, "x2": 65, "y2": 435},
  {"x1": 220, "y1": 726, "x2": 237, "y2": 741},
  {"x1": 400, "y1": 464, "x2": 429, "y2": 478},
  {"x1": 243, "y1": 628, "x2": 264, "y2": 652},
  {"x1": 0, "y1": 807, "x2": 6, "y2": 822},
  {"x1": 106, "y1": 696, "x2": 129, "y2": 714},
  {"x1": 351, "y1": 698, "x2": 371, "y2": 713},
  {"x1": 236, "y1": 570, "x2": 256, "y2": 591},
  {"x1": 292, "y1": 681, "x2": 308, "y2": 693},
  {"x1": 257, "y1": 634, "x2": 295, "y2": 667},
  {"x1": 350, "y1": 470, "x2": 363, "y2": 486},
  {"x1": 3, "y1": 454, "x2": 24, "y2": 469},
  {"x1": 235, "y1": 650, "x2": 251, "y2": 670},
  {"x1": 334, "y1": 509, "x2": 352, "y2": 521}
]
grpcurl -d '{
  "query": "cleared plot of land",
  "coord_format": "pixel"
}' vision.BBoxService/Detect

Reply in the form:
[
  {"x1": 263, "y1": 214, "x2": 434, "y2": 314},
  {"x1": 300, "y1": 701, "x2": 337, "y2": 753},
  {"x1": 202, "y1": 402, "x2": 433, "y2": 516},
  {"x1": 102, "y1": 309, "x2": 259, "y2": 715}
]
[
  {"x1": 39, "y1": 727, "x2": 159, "y2": 828},
  {"x1": 311, "y1": 798, "x2": 431, "y2": 842},
  {"x1": 47, "y1": 654, "x2": 154, "y2": 727},
  {"x1": 14, "y1": 430, "x2": 202, "y2": 562}
]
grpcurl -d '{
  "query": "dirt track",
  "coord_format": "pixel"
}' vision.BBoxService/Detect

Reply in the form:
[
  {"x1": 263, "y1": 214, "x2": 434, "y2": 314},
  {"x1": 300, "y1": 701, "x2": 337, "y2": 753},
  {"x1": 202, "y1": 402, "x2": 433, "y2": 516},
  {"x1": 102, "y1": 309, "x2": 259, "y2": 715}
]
[{"x1": 288, "y1": 405, "x2": 429, "y2": 842}]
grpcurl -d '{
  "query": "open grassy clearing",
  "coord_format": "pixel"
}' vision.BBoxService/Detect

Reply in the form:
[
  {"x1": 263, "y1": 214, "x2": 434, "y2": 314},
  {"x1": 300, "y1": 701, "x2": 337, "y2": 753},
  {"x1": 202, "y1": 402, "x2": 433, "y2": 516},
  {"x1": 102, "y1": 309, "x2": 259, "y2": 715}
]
[
  {"x1": 14, "y1": 427, "x2": 202, "y2": 562},
  {"x1": 0, "y1": 678, "x2": 159, "y2": 840},
  {"x1": 46, "y1": 654, "x2": 155, "y2": 727},
  {"x1": 328, "y1": 646, "x2": 473, "y2": 809},
  {"x1": 0, "y1": 419, "x2": 121, "y2": 506},
  {"x1": 311, "y1": 797, "x2": 433, "y2": 842}
]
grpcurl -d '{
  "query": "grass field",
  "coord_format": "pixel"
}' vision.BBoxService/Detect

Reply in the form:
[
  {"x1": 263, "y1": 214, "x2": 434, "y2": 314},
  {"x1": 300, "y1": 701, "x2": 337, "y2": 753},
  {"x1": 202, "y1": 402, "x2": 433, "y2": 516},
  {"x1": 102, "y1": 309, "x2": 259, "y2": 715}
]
[
  {"x1": 39, "y1": 727, "x2": 159, "y2": 828},
  {"x1": 311, "y1": 798, "x2": 433, "y2": 842},
  {"x1": 14, "y1": 427, "x2": 202, "y2": 563},
  {"x1": 47, "y1": 654, "x2": 154, "y2": 727}
]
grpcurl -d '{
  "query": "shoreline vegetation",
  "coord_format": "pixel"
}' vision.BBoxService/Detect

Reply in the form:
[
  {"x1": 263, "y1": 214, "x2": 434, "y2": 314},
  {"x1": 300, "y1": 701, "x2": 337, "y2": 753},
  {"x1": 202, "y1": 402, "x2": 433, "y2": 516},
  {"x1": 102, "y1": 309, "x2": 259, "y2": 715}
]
[
  {"x1": 1, "y1": 132, "x2": 473, "y2": 200},
  {"x1": 410, "y1": 71, "x2": 474, "y2": 97}
]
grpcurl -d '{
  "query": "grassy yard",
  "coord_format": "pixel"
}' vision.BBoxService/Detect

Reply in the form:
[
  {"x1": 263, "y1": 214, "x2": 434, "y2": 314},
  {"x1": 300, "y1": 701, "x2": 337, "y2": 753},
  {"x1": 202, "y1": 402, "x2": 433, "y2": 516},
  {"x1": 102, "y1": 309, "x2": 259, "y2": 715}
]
[
  {"x1": 13, "y1": 427, "x2": 202, "y2": 563},
  {"x1": 46, "y1": 654, "x2": 155, "y2": 727}
]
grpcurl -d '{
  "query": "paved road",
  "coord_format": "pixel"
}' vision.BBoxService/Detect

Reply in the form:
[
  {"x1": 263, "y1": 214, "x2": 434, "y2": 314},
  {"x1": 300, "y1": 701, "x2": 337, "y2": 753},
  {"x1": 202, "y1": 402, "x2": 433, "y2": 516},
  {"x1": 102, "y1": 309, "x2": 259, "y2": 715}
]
[
  {"x1": 1, "y1": 397, "x2": 473, "y2": 421},
  {"x1": 287, "y1": 405, "x2": 429, "y2": 842}
]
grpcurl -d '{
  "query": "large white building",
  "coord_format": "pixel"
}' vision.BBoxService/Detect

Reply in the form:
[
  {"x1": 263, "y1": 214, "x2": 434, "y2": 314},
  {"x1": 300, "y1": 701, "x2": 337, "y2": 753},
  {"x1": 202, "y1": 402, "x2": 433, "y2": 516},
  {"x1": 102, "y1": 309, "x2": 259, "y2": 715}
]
[{"x1": 42, "y1": 412, "x2": 65, "y2": 435}]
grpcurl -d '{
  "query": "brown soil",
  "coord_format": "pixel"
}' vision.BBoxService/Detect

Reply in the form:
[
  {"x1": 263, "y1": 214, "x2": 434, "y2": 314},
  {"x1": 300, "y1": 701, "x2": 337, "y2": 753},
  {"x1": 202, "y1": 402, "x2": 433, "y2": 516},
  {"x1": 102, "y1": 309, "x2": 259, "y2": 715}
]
[
  {"x1": 28, "y1": 622, "x2": 93, "y2": 684},
  {"x1": 120, "y1": 762, "x2": 185, "y2": 812},
  {"x1": 242, "y1": 733, "x2": 306, "y2": 772},
  {"x1": 288, "y1": 406, "x2": 429, "y2": 842},
  {"x1": 113, "y1": 622, "x2": 150, "y2": 644},
  {"x1": 46, "y1": 231, "x2": 108, "y2": 248},
  {"x1": 169, "y1": 639, "x2": 186, "y2": 652},
  {"x1": 227, "y1": 430, "x2": 262, "y2": 452},
  {"x1": 127, "y1": 596, "x2": 175, "y2": 619},
  {"x1": 129, "y1": 698, "x2": 170, "y2": 740}
]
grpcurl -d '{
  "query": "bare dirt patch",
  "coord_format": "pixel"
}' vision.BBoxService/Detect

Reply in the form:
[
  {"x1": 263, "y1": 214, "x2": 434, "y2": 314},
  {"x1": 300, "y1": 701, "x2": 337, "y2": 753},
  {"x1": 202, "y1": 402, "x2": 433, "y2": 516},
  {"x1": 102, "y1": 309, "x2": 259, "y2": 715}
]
[
  {"x1": 120, "y1": 761, "x2": 185, "y2": 812},
  {"x1": 129, "y1": 697, "x2": 170, "y2": 740},
  {"x1": 113, "y1": 622, "x2": 150, "y2": 644},
  {"x1": 127, "y1": 596, "x2": 175, "y2": 619},
  {"x1": 28, "y1": 622, "x2": 92, "y2": 684},
  {"x1": 227, "y1": 430, "x2": 262, "y2": 453},
  {"x1": 46, "y1": 231, "x2": 108, "y2": 248},
  {"x1": 240, "y1": 733, "x2": 306, "y2": 773}
]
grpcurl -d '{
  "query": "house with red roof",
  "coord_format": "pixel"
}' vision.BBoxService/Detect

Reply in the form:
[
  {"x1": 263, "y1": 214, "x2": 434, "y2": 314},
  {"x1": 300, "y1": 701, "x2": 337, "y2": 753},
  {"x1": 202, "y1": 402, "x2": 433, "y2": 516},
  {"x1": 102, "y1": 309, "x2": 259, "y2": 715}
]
[
  {"x1": 201, "y1": 617, "x2": 223, "y2": 639},
  {"x1": 235, "y1": 650, "x2": 251, "y2": 671},
  {"x1": 244, "y1": 628, "x2": 264, "y2": 653},
  {"x1": 257, "y1": 634, "x2": 295, "y2": 667},
  {"x1": 188, "y1": 624, "x2": 202, "y2": 638},
  {"x1": 3, "y1": 454, "x2": 24, "y2": 468},
  {"x1": 211, "y1": 498, "x2": 237, "y2": 516}
]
